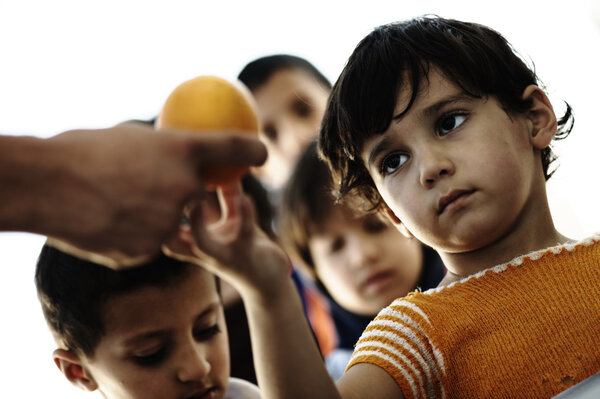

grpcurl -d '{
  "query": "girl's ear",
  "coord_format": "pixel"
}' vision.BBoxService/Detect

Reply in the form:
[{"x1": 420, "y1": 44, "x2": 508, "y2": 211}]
[
  {"x1": 381, "y1": 203, "x2": 414, "y2": 239},
  {"x1": 53, "y1": 349, "x2": 98, "y2": 392},
  {"x1": 522, "y1": 85, "x2": 558, "y2": 149}
]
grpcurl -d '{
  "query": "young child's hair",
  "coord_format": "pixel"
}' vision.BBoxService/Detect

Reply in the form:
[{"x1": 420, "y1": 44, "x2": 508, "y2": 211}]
[
  {"x1": 35, "y1": 245, "x2": 217, "y2": 357},
  {"x1": 318, "y1": 15, "x2": 574, "y2": 212},
  {"x1": 278, "y1": 140, "x2": 336, "y2": 274},
  {"x1": 238, "y1": 54, "x2": 332, "y2": 91}
]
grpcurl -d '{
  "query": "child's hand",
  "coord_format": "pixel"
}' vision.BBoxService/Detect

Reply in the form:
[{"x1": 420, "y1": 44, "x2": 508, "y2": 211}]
[{"x1": 164, "y1": 182, "x2": 291, "y2": 298}]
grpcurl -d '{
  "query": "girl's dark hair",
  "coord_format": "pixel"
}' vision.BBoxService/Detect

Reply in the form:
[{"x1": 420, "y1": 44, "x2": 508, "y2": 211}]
[
  {"x1": 318, "y1": 15, "x2": 573, "y2": 211},
  {"x1": 35, "y1": 245, "x2": 218, "y2": 357},
  {"x1": 278, "y1": 140, "x2": 337, "y2": 274},
  {"x1": 238, "y1": 54, "x2": 331, "y2": 91}
]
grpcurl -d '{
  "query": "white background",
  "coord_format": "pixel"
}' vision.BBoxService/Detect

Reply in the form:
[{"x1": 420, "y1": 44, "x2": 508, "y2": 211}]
[{"x1": 0, "y1": 0, "x2": 599, "y2": 396}]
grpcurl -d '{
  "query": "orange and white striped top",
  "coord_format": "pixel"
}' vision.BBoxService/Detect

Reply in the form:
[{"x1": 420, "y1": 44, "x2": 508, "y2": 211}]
[{"x1": 347, "y1": 235, "x2": 600, "y2": 399}]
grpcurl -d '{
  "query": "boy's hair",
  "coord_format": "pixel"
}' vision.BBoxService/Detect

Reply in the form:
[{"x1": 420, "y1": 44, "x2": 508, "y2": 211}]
[
  {"x1": 318, "y1": 15, "x2": 574, "y2": 212},
  {"x1": 238, "y1": 54, "x2": 332, "y2": 91},
  {"x1": 35, "y1": 245, "x2": 218, "y2": 357},
  {"x1": 278, "y1": 140, "x2": 339, "y2": 276}
]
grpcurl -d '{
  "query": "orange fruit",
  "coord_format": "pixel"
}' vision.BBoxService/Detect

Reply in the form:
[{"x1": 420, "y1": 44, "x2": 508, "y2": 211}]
[{"x1": 155, "y1": 75, "x2": 260, "y2": 188}]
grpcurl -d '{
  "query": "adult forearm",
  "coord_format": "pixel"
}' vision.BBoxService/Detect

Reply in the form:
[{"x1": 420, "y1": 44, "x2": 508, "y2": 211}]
[{"x1": 241, "y1": 278, "x2": 341, "y2": 399}]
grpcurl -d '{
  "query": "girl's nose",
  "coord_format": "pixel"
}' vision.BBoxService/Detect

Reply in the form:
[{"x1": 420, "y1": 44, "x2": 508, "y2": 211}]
[{"x1": 418, "y1": 147, "x2": 455, "y2": 188}]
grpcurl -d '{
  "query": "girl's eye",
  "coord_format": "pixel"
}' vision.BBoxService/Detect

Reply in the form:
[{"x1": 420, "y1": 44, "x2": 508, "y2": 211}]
[
  {"x1": 438, "y1": 113, "x2": 467, "y2": 136},
  {"x1": 132, "y1": 347, "x2": 167, "y2": 367},
  {"x1": 193, "y1": 324, "x2": 221, "y2": 341},
  {"x1": 380, "y1": 152, "x2": 409, "y2": 176}
]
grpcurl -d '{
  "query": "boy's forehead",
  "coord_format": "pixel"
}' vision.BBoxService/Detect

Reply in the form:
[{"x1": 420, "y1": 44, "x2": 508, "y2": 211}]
[{"x1": 99, "y1": 267, "x2": 219, "y2": 333}]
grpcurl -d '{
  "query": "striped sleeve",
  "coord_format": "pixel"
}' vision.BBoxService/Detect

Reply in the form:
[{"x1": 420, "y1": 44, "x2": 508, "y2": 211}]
[{"x1": 346, "y1": 298, "x2": 446, "y2": 399}]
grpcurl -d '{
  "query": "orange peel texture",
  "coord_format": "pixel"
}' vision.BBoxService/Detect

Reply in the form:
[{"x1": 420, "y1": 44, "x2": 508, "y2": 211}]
[{"x1": 155, "y1": 75, "x2": 260, "y2": 188}]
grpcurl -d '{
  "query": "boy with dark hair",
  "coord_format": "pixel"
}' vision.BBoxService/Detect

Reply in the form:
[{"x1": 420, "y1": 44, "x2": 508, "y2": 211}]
[
  {"x1": 279, "y1": 141, "x2": 445, "y2": 379},
  {"x1": 36, "y1": 245, "x2": 261, "y2": 399},
  {"x1": 238, "y1": 54, "x2": 331, "y2": 190},
  {"x1": 172, "y1": 15, "x2": 599, "y2": 399},
  {"x1": 237, "y1": 54, "x2": 340, "y2": 357}
]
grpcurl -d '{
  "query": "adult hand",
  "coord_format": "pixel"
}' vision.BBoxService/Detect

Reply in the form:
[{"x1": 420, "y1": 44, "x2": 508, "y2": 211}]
[{"x1": 0, "y1": 122, "x2": 267, "y2": 268}]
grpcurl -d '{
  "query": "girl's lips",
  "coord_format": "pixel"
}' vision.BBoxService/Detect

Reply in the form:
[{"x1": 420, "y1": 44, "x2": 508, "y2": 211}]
[
  {"x1": 437, "y1": 189, "x2": 475, "y2": 214},
  {"x1": 362, "y1": 270, "x2": 394, "y2": 292}
]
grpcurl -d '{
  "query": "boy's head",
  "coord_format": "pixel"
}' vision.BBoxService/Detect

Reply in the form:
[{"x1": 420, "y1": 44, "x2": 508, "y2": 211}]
[
  {"x1": 36, "y1": 245, "x2": 229, "y2": 399},
  {"x1": 280, "y1": 141, "x2": 423, "y2": 315},
  {"x1": 319, "y1": 15, "x2": 573, "y2": 213},
  {"x1": 238, "y1": 54, "x2": 331, "y2": 189}
]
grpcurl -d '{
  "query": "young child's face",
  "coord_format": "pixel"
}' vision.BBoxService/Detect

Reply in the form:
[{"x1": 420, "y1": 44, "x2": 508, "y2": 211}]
[
  {"x1": 308, "y1": 207, "x2": 423, "y2": 315},
  {"x1": 82, "y1": 267, "x2": 229, "y2": 399},
  {"x1": 251, "y1": 67, "x2": 330, "y2": 189},
  {"x1": 361, "y1": 69, "x2": 541, "y2": 254}
]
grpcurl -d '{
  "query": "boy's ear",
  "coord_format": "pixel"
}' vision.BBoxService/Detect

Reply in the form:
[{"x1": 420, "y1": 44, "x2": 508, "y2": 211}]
[
  {"x1": 381, "y1": 204, "x2": 414, "y2": 239},
  {"x1": 522, "y1": 85, "x2": 557, "y2": 149},
  {"x1": 53, "y1": 349, "x2": 98, "y2": 392}
]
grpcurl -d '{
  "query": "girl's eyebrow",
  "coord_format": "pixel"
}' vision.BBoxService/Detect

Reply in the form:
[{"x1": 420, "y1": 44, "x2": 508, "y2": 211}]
[
  {"x1": 368, "y1": 93, "x2": 475, "y2": 168},
  {"x1": 392, "y1": 93, "x2": 474, "y2": 121},
  {"x1": 367, "y1": 135, "x2": 395, "y2": 168}
]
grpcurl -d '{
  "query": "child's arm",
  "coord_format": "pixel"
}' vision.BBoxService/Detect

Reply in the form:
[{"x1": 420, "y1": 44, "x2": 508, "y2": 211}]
[{"x1": 166, "y1": 184, "x2": 404, "y2": 399}]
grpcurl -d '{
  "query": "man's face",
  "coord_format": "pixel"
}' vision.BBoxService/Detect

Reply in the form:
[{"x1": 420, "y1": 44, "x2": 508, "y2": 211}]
[
  {"x1": 251, "y1": 67, "x2": 330, "y2": 190},
  {"x1": 83, "y1": 268, "x2": 230, "y2": 399}
]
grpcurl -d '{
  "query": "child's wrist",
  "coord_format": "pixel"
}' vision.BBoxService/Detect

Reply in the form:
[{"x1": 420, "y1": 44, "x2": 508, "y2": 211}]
[{"x1": 238, "y1": 267, "x2": 296, "y2": 306}]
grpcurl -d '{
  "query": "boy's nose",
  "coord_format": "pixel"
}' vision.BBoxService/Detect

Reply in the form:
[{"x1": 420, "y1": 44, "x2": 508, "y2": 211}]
[
  {"x1": 280, "y1": 122, "x2": 315, "y2": 160},
  {"x1": 418, "y1": 148, "x2": 455, "y2": 188},
  {"x1": 176, "y1": 343, "x2": 211, "y2": 383}
]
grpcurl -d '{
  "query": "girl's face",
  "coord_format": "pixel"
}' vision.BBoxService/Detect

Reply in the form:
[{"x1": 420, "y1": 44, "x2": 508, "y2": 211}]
[
  {"x1": 308, "y1": 207, "x2": 423, "y2": 315},
  {"x1": 84, "y1": 268, "x2": 229, "y2": 399},
  {"x1": 361, "y1": 69, "x2": 546, "y2": 258}
]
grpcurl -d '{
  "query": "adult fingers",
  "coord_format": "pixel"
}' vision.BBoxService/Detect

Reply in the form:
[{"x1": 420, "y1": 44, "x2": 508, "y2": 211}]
[{"x1": 189, "y1": 133, "x2": 267, "y2": 168}]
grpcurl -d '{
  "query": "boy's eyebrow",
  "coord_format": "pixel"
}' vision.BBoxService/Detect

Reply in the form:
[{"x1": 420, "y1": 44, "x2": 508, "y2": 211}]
[
  {"x1": 121, "y1": 302, "x2": 221, "y2": 347},
  {"x1": 122, "y1": 331, "x2": 169, "y2": 348}
]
